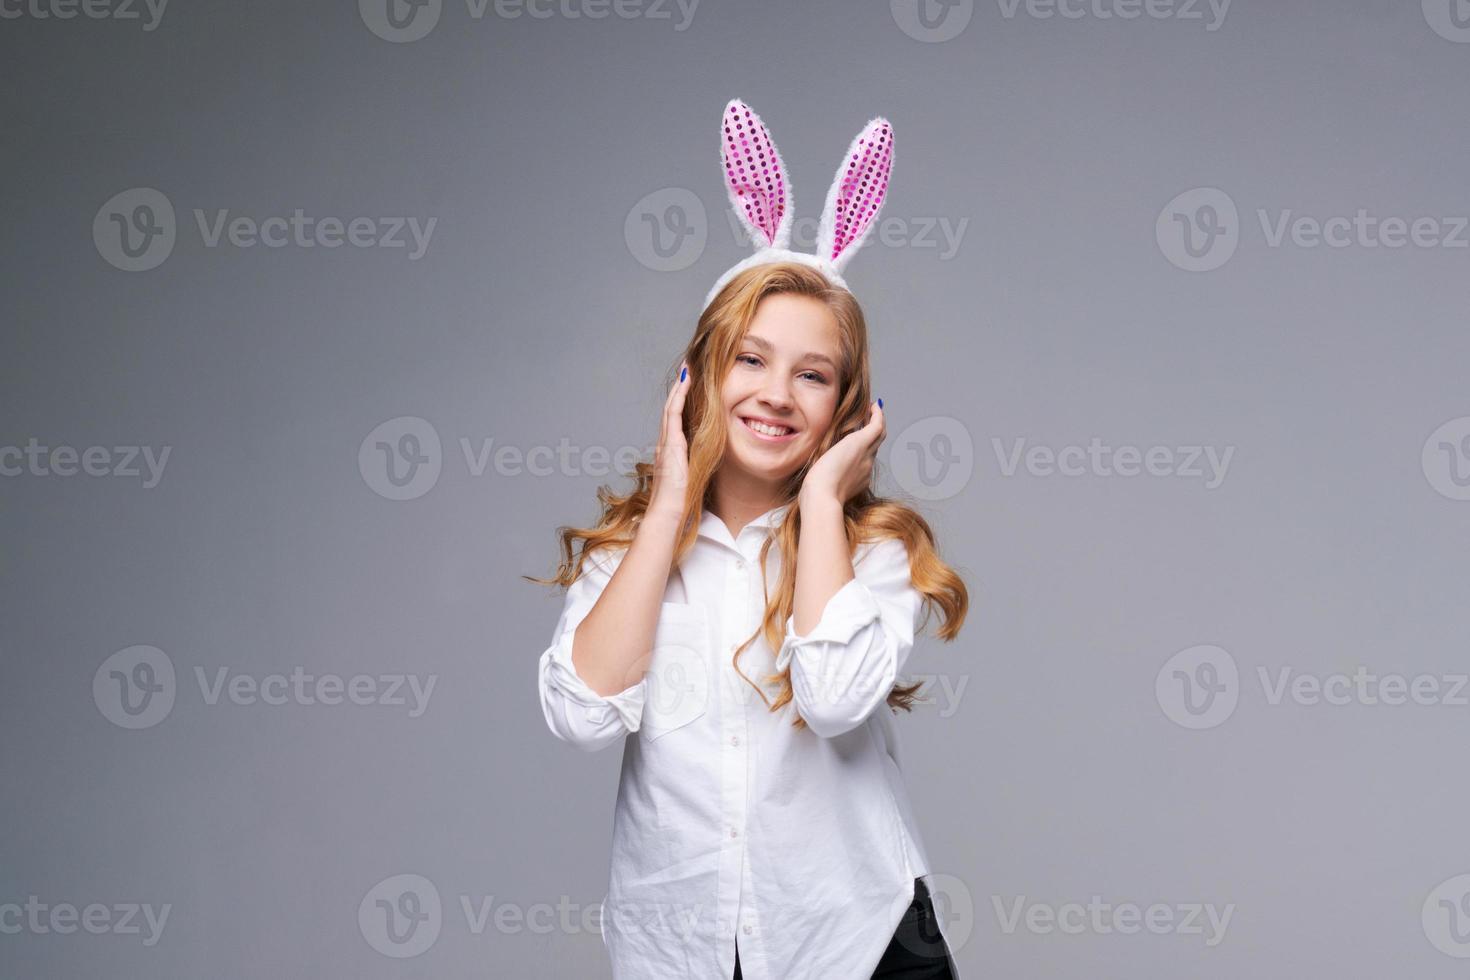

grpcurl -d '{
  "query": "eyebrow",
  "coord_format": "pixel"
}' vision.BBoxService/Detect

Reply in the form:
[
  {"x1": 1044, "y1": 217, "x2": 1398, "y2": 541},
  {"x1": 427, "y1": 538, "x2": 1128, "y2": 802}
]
[{"x1": 744, "y1": 334, "x2": 838, "y2": 371}]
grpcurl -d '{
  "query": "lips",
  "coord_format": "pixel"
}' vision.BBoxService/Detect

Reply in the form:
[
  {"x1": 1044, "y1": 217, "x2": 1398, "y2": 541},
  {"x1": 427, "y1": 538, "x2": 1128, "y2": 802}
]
[{"x1": 739, "y1": 416, "x2": 799, "y2": 442}]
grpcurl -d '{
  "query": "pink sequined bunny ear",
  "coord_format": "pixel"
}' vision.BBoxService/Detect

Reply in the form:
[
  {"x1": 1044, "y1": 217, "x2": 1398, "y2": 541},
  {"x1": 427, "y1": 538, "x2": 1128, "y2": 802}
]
[
  {"x1": 816, "y1": 115, "x2": 894, "y2": 273},
  {"x1": 720, "y1": 98, "x2": 793, "y2": 252}
]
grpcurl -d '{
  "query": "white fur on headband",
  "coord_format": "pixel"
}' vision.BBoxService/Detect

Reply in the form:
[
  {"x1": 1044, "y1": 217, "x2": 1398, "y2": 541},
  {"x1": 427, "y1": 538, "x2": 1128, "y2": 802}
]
[{"x1": 703, "y1": 98, "x2": 893, "y2": 310}]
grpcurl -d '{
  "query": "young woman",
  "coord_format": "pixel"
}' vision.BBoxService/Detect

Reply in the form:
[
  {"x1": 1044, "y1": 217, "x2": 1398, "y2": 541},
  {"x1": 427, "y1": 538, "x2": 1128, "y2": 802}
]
[
  {"x1": 535, "y1": 99, "x2": 969, "y2": 978},
  {"x1": 535, "y1": 259, "x2": 969, "y2": 979}
]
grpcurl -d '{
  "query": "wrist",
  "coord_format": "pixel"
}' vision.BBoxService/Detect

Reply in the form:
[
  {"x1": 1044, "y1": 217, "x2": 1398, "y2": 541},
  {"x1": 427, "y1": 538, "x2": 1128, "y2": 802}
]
[
  {"x1": 640, "y1": 504, "x2": 686, "y2": 535},
  {"x1": 797, "y1": 490, "x2": 843, "y2": 518}
]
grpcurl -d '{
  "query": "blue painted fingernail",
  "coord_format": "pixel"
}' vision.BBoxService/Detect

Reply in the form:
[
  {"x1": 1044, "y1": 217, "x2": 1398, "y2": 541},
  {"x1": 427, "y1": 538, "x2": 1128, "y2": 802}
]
[
  {"x1": 680, "y1": 367, "x2": 687, "y2": 382},
  {"x1": 877, "y1": 397, "x2": 883, "y2": 409}
]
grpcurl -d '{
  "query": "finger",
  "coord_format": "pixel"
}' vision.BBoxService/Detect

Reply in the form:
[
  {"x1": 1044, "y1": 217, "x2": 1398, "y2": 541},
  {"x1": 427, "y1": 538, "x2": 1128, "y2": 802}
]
[
  {"x1": 660, "y1": 362, "x2": 688, "y2": 440},
  {"x1": 662, "y1": 362, "x2": 685, "y2": 417},
  {"x1": 667, "y1": 363, "x2": 691, "y2": 445},
  {"x1": 860, "y1": 399, "x2": 885, "y2": 446}
]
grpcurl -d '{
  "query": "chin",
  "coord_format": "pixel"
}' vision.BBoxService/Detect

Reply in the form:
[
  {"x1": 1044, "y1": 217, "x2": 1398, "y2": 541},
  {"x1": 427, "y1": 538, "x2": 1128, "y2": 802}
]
[
  {"x1": 726, "y1": 442, "x2": 801, "y2": 484},
  {"x1": 733, "y1": 461, "x2": 799, "y2": 487}
]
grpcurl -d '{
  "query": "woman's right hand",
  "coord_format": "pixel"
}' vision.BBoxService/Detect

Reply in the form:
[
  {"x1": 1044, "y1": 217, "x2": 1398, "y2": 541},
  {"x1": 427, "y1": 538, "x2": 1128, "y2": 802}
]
[
  {"x1": 569, "y1": 362, "x2": 691, "y2": 698},
  {"x1": 646, "y1": 362, "x2": 692, "y2": 525}
]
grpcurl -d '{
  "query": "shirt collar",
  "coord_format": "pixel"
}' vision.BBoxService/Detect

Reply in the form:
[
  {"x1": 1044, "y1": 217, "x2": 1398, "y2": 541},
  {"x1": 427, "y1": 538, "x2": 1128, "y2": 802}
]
[{"x1": 696, "y1": 501, "x2": 793, "y2": 543}]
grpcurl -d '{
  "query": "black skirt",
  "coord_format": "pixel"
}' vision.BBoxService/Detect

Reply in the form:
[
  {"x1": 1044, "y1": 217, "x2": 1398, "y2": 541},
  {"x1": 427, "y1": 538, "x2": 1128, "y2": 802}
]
[{"x1": 733, "y1": 876, "x2": 956, "y2": 979}]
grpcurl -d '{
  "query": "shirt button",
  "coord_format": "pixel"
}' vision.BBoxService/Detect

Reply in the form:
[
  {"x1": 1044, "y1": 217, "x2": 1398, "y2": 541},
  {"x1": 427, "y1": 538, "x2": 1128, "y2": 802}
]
[
  {"x1": 734, "y1": 559, "x2": 746, "y2": 571},
  {"x1": 730, "y1": 735, "x2": 740, "y2": 746},
  {"x1": 729, "y1": 827, "x2": 739, "y2": 839},
  {"x1": 743, "y1": 924, "x2": 753, "y2": 935}
]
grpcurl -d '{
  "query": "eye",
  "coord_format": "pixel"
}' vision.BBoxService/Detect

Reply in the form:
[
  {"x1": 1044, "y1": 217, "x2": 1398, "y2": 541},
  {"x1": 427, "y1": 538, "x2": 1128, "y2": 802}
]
[
  {"x1": 798, "y1": 369, "x2": 829, "y2": 384},
  {"x1": 736, "y1": 353, "x2": 762, "y2": 368}
]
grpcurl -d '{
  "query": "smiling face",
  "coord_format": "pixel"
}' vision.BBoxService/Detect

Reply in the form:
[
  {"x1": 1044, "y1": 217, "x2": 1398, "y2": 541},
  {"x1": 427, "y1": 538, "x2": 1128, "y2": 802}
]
[{"x1": 718, "y1": 292, "x2": 844, "y2": 492}]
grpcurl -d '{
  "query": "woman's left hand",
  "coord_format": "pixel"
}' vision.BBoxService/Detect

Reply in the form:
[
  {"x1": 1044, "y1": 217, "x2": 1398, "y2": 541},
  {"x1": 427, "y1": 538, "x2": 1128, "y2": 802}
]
[{"x1": 799, "y1": 400, "x2": 885, "y2": 507}]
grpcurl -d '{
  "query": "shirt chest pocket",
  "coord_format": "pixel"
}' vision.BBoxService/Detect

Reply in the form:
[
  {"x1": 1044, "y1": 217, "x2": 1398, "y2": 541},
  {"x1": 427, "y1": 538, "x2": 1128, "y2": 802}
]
[{"x1": 640, "y1": 602, "x2": 711, "y2": 741}]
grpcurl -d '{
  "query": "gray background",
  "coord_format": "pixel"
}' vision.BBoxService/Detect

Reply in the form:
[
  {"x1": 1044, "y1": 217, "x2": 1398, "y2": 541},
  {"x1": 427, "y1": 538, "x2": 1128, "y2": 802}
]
[{"x1": 4, "y1": 0, "x2": 1470, "y2": 977}]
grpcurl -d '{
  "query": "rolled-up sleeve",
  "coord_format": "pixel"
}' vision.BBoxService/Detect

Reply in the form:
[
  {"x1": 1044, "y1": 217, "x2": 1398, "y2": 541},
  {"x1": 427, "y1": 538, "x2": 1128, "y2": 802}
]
[
  {"x1": 537, "y1": 545, "x2": 647, "y2": 752},
  {"x1": 774, "y1": 538, "x2": 923, "y2": 738}
]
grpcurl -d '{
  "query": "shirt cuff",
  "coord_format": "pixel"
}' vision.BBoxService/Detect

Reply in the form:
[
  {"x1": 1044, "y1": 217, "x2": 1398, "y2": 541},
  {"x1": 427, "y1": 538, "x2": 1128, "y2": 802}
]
[
  {"x1": 542, "y1": 629, "x2": 646, "y2": 731},
  {"x1": 774, "y1": 577, "x2": 883, "y2": 672}
]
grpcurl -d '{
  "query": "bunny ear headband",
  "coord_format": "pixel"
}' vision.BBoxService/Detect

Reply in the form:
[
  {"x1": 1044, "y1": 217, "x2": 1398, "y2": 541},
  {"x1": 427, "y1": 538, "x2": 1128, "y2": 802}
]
[{"x1": 702, "y1": 97, "x2": 894, "y2": 310}]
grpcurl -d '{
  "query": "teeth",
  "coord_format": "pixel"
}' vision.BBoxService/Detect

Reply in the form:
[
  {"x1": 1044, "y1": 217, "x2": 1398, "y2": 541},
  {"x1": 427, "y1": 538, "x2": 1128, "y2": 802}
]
[{"x1": 746, "y1": 418, "x2": 792, "y2": 437}]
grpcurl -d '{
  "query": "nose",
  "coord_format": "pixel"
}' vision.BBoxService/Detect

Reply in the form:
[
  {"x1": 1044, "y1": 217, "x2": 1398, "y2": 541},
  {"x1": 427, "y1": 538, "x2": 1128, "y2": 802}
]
[{"x1": 757, "y1": 374, "x2": 794, "y2": 413}]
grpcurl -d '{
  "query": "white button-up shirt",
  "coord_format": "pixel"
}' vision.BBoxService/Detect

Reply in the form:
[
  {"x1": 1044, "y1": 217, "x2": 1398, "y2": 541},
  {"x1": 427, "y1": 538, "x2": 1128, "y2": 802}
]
[{"x1": 537, "y1": 502, "x2": 961, "y2": 980}]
